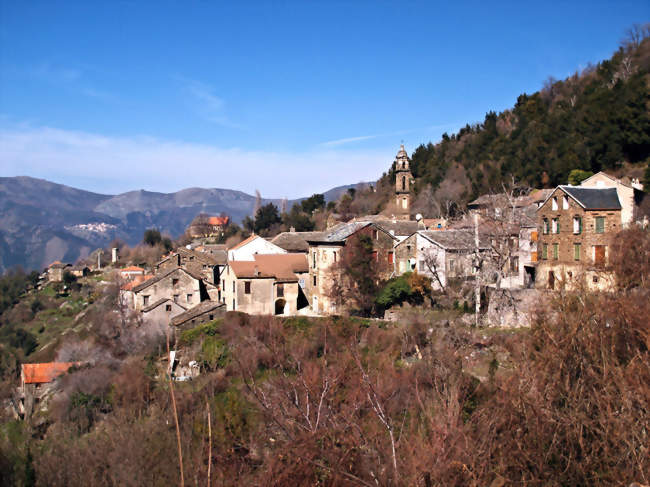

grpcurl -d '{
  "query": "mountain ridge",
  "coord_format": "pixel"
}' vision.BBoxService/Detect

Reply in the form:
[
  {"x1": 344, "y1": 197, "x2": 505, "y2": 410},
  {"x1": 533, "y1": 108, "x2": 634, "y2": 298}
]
[{"x1": 0, "y1": 176, "x2": 364, "y2": 273}]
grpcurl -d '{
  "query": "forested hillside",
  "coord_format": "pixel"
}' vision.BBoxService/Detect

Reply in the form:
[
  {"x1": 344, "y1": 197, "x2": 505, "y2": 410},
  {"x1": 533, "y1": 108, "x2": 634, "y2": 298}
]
[{"x1": 393, "y1": 31, "x2": 650, "y2": 210}]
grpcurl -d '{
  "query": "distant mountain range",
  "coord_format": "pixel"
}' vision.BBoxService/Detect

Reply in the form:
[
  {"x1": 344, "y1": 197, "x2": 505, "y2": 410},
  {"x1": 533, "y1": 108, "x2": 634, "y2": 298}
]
[{"x1": 0, "y1": 176, "x2": 363, "y2": 273}]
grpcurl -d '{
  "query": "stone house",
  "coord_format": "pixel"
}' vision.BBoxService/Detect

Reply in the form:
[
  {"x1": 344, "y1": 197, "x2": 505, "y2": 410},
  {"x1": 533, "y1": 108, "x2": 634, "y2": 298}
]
[
  {"x1": 188, "y1": 215, "x2": 230, "y2": 238},
  {"x1": 155, "y1": 247, "x2": 224, "y2": 285},
  {"x1": 227, "y1": 234, "x2": 287, "y2": 261},
  {"x1": 536, "y1": 185, "x2": 621, "y2": 290},
  {"x1": 47, "y1": 261, "x2": 70, "y2": 282},
  {"x1": 395, "y1": 230, "x2": 488, "y2": 290},
  {"x1": 306, "y1": 221, "x2": 397, "y2": 314},
  {"x1": 141, "y1": 298, "x2": 187, "y2": 327},
  {"x1": 579, "y1": 171, "x2": 645, "y2": 226},
  {"x1": 222, "y1": 254, "x2": 309, "y2": 315},
  {"x1": 171, "y1": 300, "x2": 226, "y2": 328},
  {"x1": 123, "y1": 266, "x2": 212, "y2": 311},
  {"x1": 20, "y1": 362, "x2": 79, "y2": 418},
  {"x1": 70, "y1": 265, "x2": 91, "y2": 278}
]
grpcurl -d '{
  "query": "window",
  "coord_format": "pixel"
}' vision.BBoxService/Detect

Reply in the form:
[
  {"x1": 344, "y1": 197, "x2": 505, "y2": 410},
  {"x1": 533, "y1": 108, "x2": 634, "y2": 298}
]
[
  {"x1": 173, "y1": 294, "x2": 179, "y2": 303},
  {"x1": 552, "y1": 218, "x2": 560, "y2": 234},
  {"x1": 595, "y1": 216, "x2": 605, "y2": 233},
  {"x1": 189, "y1": 256, "x2": 194, "y2": 261},
  {"x1": 449, "y1": 259, "x2": 455, "y2": 275},
  {"x1": 166, "y1": 304, "x2": 172, "y2": 312},
  {"x1": 574, "y1": 243, "x2": 581, "y2": 261},
  {"x1": 419, "y1": 260, "x2": 426, "y2": 272},
  {"x1": 232, "y1": 299, "x2": 235, "y2": 310},
  {"x1": 143, "y1": 295, "x2": 150, "y2": 306},
  {"x1": 313, "y1": 275, "x2": 317, "y2": 286},
  {"x1": 553, "y1": 243, "x2": 559, "y2": 260},
  {"x1": 573, "y1": 216, "x2": 582, "y2": 234},
  {"x1": 593, "y1": 275, "x2": 599, "y2": 283},
  {"x1": 232, "y1": 282, "x2": 235, "y2": 292},
  {"x1": 209, "y1": 314, "x2": 213, "y2": 320},
  {"x1": 222, "y1": 279, "x2": 225, "y2": 289},
  {"x1": 510, "y1": 256, "x2": 519, "y2": 273},
  {"x1": 186, "y1": 293, "x2": 193, "y2": 303},
  {"x1": 542, "y1": 243, "x2": 548, "y2": 260},
  {"x1": 312, "y1": 251, "x2": 317, "y2": 269},
  {"x1": 277, "y1": 283, "x2": 284, "y2": 297},
  {"x1": 172, "y1": 278, "x2": 179, "y2": 286},
  {"x1": 542, "y1": 219, "x2": 549, "y2": 235},
  {"x1": 244, "y1": 281, "x2": 251, "y2": 294},
  {"x1": 562, "y1": 196, "x2": 569, "y2": 209},
  {"x1": 372, "y1": 250, "x2": 378, "y2": 261},
  {"x1": 373, "y1": 229, "x2": 379, "y2": 240},
  {"x1": 388, "y1": 251, "x2": 394, "y2": 264},
  {"x1": 333, "y1": 251, "x2": 337, "y2": 263},
  {"x1": 552, "y1": 197, "x2": 558, "y2": 210}
]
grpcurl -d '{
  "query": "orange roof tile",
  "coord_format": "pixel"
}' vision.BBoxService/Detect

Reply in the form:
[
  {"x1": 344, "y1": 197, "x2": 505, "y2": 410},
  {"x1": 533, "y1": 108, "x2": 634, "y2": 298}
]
[
  {"x1": 22, "y1": 362, "x2": 78, "y2": 384},
  {"x1": 120, "y1": 266, "x2": 145, "y2": 273},
  {"x1": 229, "y1": 253, "x2": 308, "y2": 281},
  {"x1": 207, "y1": 216, "x2": 229, "y2": 225}
]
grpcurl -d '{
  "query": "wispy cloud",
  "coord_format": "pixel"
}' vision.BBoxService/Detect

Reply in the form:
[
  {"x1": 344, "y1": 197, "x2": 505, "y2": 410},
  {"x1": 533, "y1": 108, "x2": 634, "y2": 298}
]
[
  {"x1": 0, "y1": 124, "x2": 391, "y2": 198},
  {"x1": 320, "y1": 123, "x2": 460, "y2": 148},
  {"x1": 27, "y1": 62, "x2": 114, "y2": 101},
  {"x1": 179, "y1": 78, "x2": 243, "y2": 129}
]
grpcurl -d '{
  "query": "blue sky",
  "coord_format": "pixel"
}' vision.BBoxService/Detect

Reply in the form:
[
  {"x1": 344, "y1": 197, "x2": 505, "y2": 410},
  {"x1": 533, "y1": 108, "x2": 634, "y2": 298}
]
[{"x1": 1, "y1": 1, "x2": 648, "y2": 198}]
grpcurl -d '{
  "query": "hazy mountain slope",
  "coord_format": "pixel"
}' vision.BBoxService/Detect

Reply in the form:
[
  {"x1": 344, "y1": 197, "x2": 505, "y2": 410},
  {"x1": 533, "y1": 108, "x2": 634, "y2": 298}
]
[{"x1": 0, "y1": 177, "x2": 366, "y2": 273}]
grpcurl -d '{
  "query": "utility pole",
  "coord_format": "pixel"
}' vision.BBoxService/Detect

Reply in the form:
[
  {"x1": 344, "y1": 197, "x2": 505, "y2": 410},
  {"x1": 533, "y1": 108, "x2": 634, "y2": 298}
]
[{"x1": 474, "y1": 212, "x2": 480, "y2": 327}]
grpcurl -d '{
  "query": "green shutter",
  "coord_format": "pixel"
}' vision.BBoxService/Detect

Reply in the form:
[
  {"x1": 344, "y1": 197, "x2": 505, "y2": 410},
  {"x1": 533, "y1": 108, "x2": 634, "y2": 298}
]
[
  {"x1": 574, "y1": 243, "x2": 581, "y2": 261},
  {"x1": 542, "y1": 244, "x2": 548, "y2": 260},
  {"x1": 557, "y1": 221, "x2": 560, "y2": 234},
  {"x1": 578, "y1": 217, "x2": 582, "y2": 234},
  {"x1": 595, "y1": 217, "x2": 604, "y2": 233},
  {"x1": 553, "y1": 243, "x2": 559, "y2": 260}
]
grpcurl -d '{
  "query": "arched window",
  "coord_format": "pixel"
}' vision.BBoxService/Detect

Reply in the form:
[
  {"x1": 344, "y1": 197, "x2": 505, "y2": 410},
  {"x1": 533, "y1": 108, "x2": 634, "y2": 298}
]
[{"x1": 402, "y1": 176, "x2": 406, "y2": 190}]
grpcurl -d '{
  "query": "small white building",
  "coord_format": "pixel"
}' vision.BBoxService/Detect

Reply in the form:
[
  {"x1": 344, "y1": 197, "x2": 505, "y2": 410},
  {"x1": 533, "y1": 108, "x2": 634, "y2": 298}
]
[{"x1": 227, "y1": 234, "x2": 286, "y2": 261}]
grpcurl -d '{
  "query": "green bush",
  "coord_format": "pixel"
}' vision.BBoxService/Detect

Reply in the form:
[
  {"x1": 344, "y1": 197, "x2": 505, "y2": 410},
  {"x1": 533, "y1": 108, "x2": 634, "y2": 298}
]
[{"x1": 178, "y1": 319, "x2": 222, "y2": 346}]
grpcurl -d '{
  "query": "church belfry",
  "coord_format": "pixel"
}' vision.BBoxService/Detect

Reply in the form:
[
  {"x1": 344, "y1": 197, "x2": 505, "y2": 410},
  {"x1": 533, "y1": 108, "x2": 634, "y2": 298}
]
[{"x1": 394, "y1": 144, "x2": 412, "y2": 216}]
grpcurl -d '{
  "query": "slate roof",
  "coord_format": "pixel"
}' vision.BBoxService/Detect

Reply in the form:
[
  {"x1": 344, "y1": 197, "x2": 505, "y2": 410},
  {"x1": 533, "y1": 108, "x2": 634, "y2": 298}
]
[
  {"x1": 307, "y1": 221, "x2": 398, "y2": 244},
  {"x1": 171, "y1": 300, "x2": 226, "y2": 326},
  {"x1": 229, "y1": 254, "x2": 308, "y2": 281},
  {"x1": 131, "y1": 266, "x2": 203, "y2": 293},
  {"x1": 21, "y1": 362, "x2": 78, "y2": 384},
  {"x1": 416, "y1": 230, "x2": 490, "y2": 250},
  {"x1": 373, "y1": 220, "x2": 421, "y2": 236},
  {"x1": 557, "y1": 186, "x2": 621, "y2": 210},
  {"x1": 141, "y1": 298, "x2": 187, "y2": 313},
  {"x1": 271, "y1": 231, "x2": 325, "y2": 252}
]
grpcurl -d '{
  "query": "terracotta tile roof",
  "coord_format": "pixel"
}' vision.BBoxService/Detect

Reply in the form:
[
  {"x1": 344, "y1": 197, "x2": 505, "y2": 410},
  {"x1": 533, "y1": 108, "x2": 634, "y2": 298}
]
[
  {"x1": 120, "y1": 266, "x2": 145, "y2": 272},
  {"x1": 21, "y1": 362, "x2": 78, "y2": 384},
  {"x1": 229, "y1": 254, "x2": 308, "y2": 281},
  {"x1": 207, "y1": 216, "x2": 229, "y2": 225}
]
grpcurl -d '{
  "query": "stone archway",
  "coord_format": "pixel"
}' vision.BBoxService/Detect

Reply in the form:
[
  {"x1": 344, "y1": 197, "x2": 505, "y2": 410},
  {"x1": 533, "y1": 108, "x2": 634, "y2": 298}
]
[{"x1": 275, "y1": 298, "x2": 286, "y2": 315}]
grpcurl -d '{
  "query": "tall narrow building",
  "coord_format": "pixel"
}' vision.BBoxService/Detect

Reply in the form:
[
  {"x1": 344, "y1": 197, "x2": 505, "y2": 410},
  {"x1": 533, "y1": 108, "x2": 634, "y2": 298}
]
[{"x1": 394, "y1": 144, "x2": 412, "y2": 218}]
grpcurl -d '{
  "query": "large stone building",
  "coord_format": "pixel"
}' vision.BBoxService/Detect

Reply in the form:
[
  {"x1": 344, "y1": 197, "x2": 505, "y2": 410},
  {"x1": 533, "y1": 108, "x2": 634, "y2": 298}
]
[
  {"x1": 394, "y1": 144, "x2": 413, "y2": 218},
  {"x1": 122, "y1": 266, "x2": 213, "y2": 311},
  {"x1": 222, "y1": 253, "x2": 309, "y2": 315},
  {"x1": 536, "y1": 185, "x2": 622, "y2": 290},
  {"x1": 306, "y1": 221, "x2": 397, "y2": 314}
]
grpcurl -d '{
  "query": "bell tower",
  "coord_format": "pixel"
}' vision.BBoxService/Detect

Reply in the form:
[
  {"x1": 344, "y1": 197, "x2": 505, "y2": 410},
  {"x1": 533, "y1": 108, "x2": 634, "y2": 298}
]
[{"x1": 394, "y1": 144, "x2": 412, "y2": 217}]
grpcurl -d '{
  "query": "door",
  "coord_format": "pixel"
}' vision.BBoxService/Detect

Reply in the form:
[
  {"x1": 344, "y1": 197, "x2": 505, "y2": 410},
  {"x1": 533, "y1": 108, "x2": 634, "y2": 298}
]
[{"x1": 594, "y1": 245, "x2": 606, "y2": 266}]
